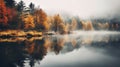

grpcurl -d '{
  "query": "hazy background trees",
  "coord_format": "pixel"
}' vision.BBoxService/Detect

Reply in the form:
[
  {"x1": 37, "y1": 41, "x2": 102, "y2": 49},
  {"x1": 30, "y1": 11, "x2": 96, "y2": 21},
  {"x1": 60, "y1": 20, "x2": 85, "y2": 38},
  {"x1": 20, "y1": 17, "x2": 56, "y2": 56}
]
[{"x1": 52, "y1": 14, "x2": 67, "y2": 34}]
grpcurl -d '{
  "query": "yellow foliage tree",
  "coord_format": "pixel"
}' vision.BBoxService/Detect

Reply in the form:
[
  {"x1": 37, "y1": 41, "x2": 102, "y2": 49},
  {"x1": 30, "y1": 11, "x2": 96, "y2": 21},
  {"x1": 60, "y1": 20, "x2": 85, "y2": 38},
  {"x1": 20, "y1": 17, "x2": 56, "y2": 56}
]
[
  {"x1": 71, "y1": 18, "x2": 77, "y2": 31},
  {"x1": 21, "y1": 14, "x2": 35, "y2": 30},
  {"x1": 47, "y1": 16, "x2": 54, "y2": 30},
  {"x1": 81, "y1": 21, "x2": 94, "y2": 30},
  {"x1": 53, "y1": 14, "x2": 66, "y2": 34},
  {"x1": 34, "y1": 9, "x2": 49, "y2": 31}
]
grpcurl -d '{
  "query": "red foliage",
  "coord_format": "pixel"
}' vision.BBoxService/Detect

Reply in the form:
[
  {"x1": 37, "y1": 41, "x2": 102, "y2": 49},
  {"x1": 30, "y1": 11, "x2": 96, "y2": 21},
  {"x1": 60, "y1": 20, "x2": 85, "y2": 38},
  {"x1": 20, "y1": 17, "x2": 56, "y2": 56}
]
[
  {"x1": 6, "y1": 8, "x2": 17, "y2": 22},
  {"x1": 0, "y1": 0, "x2": 18, "y2": 28},
  {"x1": 0, "y1": 0, "x2": 8, "y2": 25}
]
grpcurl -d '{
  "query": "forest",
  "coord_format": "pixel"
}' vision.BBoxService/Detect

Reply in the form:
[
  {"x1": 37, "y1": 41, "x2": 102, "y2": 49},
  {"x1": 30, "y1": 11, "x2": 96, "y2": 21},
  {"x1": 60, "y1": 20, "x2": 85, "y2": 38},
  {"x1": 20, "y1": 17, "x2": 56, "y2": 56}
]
[{"x1": 0, "y1": 0, "x2": 120, "y2": 37}]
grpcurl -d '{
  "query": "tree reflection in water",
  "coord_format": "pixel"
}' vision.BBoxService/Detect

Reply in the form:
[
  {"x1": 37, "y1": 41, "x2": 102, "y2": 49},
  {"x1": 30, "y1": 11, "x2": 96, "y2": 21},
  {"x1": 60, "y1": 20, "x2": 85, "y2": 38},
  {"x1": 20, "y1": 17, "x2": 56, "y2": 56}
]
[
  {"x1": 0, "y1": 38, "x2": 47, "y2": 67},
  {"x1": 0, "y1": 32, "x2": 120, "y2": 67},
  {"x1": 0, "y1": 35, "x2": 81, "y2": 67}
]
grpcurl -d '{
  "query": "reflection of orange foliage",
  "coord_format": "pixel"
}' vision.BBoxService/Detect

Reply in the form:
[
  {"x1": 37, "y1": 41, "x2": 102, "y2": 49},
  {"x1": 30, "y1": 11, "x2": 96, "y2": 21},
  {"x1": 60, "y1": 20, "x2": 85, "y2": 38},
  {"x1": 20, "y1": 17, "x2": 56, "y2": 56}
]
[
  {"x1": 25, "y1": 42, "x2": 35, "y2": 54},
  {"x1": 81, "y1": 21, "x2": 94, "y2": 30},
  {"x1": 25, "y1": 41, "x2": 35, "y2": 54},
  {"x1": 43, "y1": 38, "x2": 52, "y2": 51},
  {"x1": 81, "y1": 38, "x2": 92, "y2": 44},
  {"x1": 58, "y1": 38, "x2": 65, "y2": 47},
  {"x1": 71, "y1": 39, "x2": 77, "y2": 47},
  {"x1": 51, "y1": 38, "x2": 65, "y2": 54}
]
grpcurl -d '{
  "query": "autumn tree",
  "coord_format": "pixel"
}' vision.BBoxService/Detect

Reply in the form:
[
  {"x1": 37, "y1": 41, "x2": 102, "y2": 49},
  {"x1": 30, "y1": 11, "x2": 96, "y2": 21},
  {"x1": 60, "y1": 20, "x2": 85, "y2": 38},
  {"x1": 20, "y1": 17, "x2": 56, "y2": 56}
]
[
  {"x1": 16, "y1": 0, "x2": 25, "y2": 12},
  {"x1": 4, "y1": 0, "x2": 19, "y2": 29},
  {"x1": 7, "y1": 8, "x2": 19, "y2": 29},
  {"x1": 20, "y1": 14, "x2": 35, "y2": 30},
  {"x1": 52, "y1": 14, "x2": 66, "y2": 34},
  {"x1": 81, "y1": 21, "x2": 94, "y2": 31},
  {"x1": 29, "y1": 2, "x2": 35, "y2": 14},
  {"x1": 0, "y1": 0, "x2": 8, "y2": 30},
  {"x1": 47, "y1": 16, "x2": 54, "y2": 31},
  {"x1": 65, "y1": 23, "x2": 70, "y2": 33},
  {"x1": 53, "y1": 14, "x2": 62, "y2": 32},
  {"x1": 70, "y1": 18, "x2": 77, "y2": 31},
  {"x1": 34, "y1": 9, "x2": 49, "y2": 31},
  {"x1": 25, "y1": 39, "x2": 48, "y2": 67},
  {"x1": 51, "y1": 38, "x2": 64, "y2": 54}
]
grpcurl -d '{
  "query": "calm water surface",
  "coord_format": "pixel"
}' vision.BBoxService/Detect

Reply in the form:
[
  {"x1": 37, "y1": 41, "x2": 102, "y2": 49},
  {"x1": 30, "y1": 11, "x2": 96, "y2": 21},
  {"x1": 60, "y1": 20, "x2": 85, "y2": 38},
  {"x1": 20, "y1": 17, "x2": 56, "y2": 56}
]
[{"x1": 0, "y1": 31, "x2": 120, "y2": 67}]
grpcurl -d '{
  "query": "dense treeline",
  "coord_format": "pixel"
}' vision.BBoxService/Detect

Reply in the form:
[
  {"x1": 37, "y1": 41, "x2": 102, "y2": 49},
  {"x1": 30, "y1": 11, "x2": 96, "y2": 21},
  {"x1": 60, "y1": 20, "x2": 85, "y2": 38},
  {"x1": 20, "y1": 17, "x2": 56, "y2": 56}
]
[
  {"x1": 0, "y1": 0, "x2": 120, "y2": 34},
  {"x1": 0, "y1": 0, "x2": 73, "y2": 34}
]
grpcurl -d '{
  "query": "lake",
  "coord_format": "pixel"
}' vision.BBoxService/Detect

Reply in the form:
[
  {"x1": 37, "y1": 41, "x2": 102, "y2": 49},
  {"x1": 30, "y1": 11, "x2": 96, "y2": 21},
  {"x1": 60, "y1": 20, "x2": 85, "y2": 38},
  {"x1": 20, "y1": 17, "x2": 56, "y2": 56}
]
[{"x1": 0, "y1": 31, "x2": 120, "y2": 67}]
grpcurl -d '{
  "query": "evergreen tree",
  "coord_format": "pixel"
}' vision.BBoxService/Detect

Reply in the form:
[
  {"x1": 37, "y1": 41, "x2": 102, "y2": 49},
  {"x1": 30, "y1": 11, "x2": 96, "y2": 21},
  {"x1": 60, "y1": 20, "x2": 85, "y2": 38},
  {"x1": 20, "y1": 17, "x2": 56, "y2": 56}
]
[
  {"x1": 16, "y1": 0, "x2": 25, "y2": 12},
  {"x1": 29, "y1": 2, "x2": 35, "y2": 12},
  {"x1": 4, "y1": 0, "x2": 16, "y2": 8}
]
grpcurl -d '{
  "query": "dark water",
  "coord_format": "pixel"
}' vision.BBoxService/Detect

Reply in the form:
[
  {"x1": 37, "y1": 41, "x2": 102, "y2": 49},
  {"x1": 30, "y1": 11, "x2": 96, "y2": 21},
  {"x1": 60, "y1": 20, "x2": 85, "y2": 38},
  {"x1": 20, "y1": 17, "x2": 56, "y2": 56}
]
[{"x1": 0, "y1": 31, "x2": 120, "y2": 67}]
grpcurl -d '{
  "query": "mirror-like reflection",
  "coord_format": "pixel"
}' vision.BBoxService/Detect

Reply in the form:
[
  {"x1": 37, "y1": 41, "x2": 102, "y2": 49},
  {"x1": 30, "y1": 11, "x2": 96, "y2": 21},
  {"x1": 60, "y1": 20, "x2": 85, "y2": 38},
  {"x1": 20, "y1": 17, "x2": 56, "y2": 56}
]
[{"x1": 0, "y1": 31, "x2": 120, "y2": 67}]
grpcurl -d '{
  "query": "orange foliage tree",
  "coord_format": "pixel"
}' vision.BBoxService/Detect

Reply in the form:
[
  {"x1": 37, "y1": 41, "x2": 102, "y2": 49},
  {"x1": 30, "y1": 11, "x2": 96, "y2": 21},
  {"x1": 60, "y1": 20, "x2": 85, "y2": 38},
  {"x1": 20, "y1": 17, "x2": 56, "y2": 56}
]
[
  {"x1": 53, "y1": 14, "x2": 66, "y2": 34},
  {"x1": 81, "y1": 21, "x2": 94, "y2": 30},
  {"x1": 47, "y1": 16, "x2": 54, "y2": 31},
  {"x1": 20, "y1": 14, "x2": 35, "y2": 30},
  {"x1": 34, "y1": 9, "x2": 49, "y2": 31}
]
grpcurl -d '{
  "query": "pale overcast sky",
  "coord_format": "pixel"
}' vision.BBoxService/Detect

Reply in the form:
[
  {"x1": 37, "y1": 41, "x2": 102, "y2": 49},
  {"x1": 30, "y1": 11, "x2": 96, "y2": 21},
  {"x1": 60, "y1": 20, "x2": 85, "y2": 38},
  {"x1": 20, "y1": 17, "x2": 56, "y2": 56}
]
[{"x1": 15, "y1": 0, "x2": 120, "y2": 19}]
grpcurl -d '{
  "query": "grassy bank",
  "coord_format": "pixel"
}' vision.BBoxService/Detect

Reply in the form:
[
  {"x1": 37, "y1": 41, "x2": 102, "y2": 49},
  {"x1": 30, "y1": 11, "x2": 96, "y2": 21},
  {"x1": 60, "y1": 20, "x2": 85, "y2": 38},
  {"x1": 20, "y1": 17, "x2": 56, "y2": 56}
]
[{"x1": 0, "y1": 30, "x2": 42, "y2": 38}]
